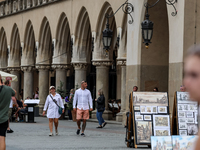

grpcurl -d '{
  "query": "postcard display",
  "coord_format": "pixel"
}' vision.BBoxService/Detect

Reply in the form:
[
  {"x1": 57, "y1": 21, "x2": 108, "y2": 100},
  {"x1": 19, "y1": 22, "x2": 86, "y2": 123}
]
[
  {"x1": 132, "y1": 92, "x2": 171, "y2": 147},
  {"x1": 175, "y1": 92, "x2": 199, "y2": 136}
]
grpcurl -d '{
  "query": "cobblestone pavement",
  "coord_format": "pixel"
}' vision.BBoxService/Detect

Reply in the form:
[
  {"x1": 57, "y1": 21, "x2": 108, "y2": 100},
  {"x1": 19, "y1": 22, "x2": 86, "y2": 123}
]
[{"x1": 6, "y1": 117, "x2": 150, "y2": 150}]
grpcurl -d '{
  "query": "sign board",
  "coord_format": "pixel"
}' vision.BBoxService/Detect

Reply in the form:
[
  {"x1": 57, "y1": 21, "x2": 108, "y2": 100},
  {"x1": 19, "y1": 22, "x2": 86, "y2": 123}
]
[
  {"x1": 28, "y1": 107, "x2": 34, "y2": 112},
  {"x1": 24, "y1": 99, "x2": 40, "y2": 104},
  {"x1": 6, "y1": 77, "x2": 12, "y2": 81}
]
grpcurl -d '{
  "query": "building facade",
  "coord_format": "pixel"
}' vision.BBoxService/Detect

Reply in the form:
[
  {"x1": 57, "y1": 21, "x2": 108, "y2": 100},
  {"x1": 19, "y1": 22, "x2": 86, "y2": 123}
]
[{"x1": 0, "y1": 0, "x2": 198, "y2": 124}]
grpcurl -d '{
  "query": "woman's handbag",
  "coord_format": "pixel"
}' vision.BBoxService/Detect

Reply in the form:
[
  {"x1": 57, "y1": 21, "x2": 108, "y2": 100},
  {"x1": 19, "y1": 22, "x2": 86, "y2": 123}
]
[{"x1": 49, "y1": 95, "x2": 63, "y2": 115}]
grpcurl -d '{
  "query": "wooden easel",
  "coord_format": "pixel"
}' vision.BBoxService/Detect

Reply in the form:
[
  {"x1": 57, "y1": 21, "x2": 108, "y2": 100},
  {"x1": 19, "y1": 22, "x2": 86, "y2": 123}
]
[
  {"x1": 171, "y1": 92, "x2": 178, "y2": 135},
  {"x1": 127, "y1": 92, "x2": 135, "y2": 147}
]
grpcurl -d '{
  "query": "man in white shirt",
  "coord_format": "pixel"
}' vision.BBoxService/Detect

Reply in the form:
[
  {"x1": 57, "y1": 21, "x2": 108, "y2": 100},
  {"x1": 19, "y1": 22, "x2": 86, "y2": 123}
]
[{"x1": 73, "y1": 81, "x2": 93, "y2": 137}]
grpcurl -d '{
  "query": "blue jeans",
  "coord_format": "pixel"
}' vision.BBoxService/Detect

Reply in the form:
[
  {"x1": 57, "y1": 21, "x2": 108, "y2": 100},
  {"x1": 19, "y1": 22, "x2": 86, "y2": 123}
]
[{"x1": 96, "y1": 108, "x2": 105, "y2": 126}]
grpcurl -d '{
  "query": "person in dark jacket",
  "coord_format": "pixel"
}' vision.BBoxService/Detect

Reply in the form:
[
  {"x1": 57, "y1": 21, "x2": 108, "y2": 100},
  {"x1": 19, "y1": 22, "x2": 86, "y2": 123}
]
[{"x1": 95, "y1": 89, "x2": 107, "y2": 128}]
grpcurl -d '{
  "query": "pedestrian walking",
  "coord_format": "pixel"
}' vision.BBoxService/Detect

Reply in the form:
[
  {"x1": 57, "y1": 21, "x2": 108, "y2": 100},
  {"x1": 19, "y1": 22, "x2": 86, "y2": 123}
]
[
  {"x1": 0, "y1": 75, "x2": 15, "y2": 150},
  {"x1": 67, "y1": 89, "x2": 75, "y2": 121},
  {"x1": 43, "y1": 86, "x2": 64, "y2": 136},
  {"x1": 95, "y1": 89, "x2": 107, "y2": 128},
  {"x1": 73, "y1": 81, "x2": 93, "y2": 137}
]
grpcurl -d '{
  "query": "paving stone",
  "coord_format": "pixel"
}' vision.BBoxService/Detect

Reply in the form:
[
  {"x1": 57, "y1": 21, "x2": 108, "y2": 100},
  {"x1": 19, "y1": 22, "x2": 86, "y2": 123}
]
[{"x1": 6, "y1": 117, "x2": 150, "y2": 150}]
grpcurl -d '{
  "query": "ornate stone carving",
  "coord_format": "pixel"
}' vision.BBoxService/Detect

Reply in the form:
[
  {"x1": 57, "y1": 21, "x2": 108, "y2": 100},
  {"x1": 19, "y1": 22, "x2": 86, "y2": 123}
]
[
  {"x1": 52, "y1": 64, "x2": 71, "y2": 70},
  {"x1": 92, "y1": 61, "x2": 112, "y2": 66},
  {"x1": 72, "y1": 63, "x2": 88, "y2": 70},
  {"x1": 0, "y1": 4, "x2": 5, "y2": 16},
  {"x1": 36, "y1": 65, "x2": 50, "y2": 70},
  {"x1": 21, "y1": 66, "x2": 34, "y2": 72},
  {"x1": 117, "y1": 60, "x2": 126, "y2": 66},
  {"x1": 7, "y1": 67, "x2": 21, "y2": 71},
  {"x1": 0, "y1": 67, "x2": 8, "y2": 72}
]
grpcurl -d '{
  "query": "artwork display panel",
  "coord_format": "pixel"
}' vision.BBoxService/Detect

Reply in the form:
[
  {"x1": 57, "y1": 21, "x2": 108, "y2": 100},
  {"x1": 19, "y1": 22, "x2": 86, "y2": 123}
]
[
  {"x1": 135, "y1": 121, "x2": 152, "y2": 144},
  {"x1": 158, "y1": 106, "x2": 167, "y2": 113},
  {"x1": 151, "y1": 136, "x2": 198, "y2": 150},
  {"x1": 133, "y1": 92, "x2": 168, "y2": 106},
  {"x1": 172, "y1": 136, "x2": 198, "y2": 150},
  {"x1": 176, "y1": 92, "x2": 199, "y2": 135},
  {"x1": 179, "y1": 130, "x2": 187, "y2": 136},
  {"x1": 187, "y1": 124, "x2": 198, "y2": 135},
  {"x1": 154, "y1": 129, "x2": 170, "y2": 136},
  {"x1": 151, "y1": 136, "x2": 172, "y2": 150},
  {"x1": 132, "y1": 92, "x2": 170, "y2": 146},
  {"x1": 135, "y1": 115, "x2": 143, "y2": 121},
  {"x1": 144, "y1": 115, "x2": 151, "y2": 121},
  {"x1": 152, "y1": 106, "x2": 158, "y2": 114},
  {"x1": 153, "y1": 115, "x2": 170, "y2": 129}
]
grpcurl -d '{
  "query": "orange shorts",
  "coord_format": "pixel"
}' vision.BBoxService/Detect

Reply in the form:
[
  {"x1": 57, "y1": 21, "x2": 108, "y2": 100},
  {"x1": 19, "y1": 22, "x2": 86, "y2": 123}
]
[{"x1": 76, "y1": 109, "x2": 89, "y2": 120}]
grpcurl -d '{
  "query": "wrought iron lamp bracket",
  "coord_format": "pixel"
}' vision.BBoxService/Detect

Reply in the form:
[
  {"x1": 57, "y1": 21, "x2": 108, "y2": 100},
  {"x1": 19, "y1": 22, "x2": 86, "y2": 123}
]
[
  {"x1": 105, "y1": 0, "x2": 134, "y2": 24},
  {"x1": 144, "y1": 0, "x2": 177, "y2": 17}
]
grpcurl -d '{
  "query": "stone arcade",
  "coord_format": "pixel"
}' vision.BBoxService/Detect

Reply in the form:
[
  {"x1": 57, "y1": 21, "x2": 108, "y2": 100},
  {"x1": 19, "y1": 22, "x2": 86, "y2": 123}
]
[{"x1": 0, "y1": 0, "x2": 198, "y2": 124}]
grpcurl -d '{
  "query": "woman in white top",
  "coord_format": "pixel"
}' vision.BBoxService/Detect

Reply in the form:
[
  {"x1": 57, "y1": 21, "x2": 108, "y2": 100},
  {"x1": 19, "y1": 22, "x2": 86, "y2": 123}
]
[
  {"x1": 184, "y1": 45, "x2": 200, "y2": 150},
  {"x1": 43, "y1": 86, "x2": 64, "y2": 136}
]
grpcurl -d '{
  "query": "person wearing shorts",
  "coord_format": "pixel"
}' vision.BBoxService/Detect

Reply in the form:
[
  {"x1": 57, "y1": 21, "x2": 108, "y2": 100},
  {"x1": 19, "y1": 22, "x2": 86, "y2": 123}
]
[
  {"x1": 73, "y1": 81, "x2": 93, "y2": 137},
  {"x1": 0, "y1": 75, "x2": 15, "y2": 150}
]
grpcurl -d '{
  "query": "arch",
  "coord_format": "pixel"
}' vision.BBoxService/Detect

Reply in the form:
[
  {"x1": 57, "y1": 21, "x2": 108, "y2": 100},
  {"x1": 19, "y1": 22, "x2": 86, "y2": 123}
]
[
  {"x1": 54, "y1": 12, "x2": 71, "y2": 64},
  {"x1": 140, "y1": 0, "x2": 169, "y2": 92},
  {"x1": 9, "y1": 23, "x2": 21, "y2": 67},
  {"x1": 22, "y1": 20, "x2": 36, "y2": 66},
  {"x1": 37, "y1": 17, "x2": 52, "y2": 65},
  {"x1": 73, "y1": 7, "x2": 92, "y2": 63},
  {"x1": 94, "y1": 1, "x2": 117, "y2": 60},
  {"x1": 0, "y1": 27, "x2": 8, "y2": 68}
]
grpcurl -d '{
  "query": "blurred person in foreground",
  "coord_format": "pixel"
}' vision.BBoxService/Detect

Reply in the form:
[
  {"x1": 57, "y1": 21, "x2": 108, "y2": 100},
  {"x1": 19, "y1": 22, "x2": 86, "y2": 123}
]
[
  {"x1": 184, "y1": 45, "x2": 200, "y2": 150},
  {"x1": 0, "y1": 75, "x2": 15, "y2": 150},
  {"x1": 4, "y1": 80, "x2": 14, "y2": 133}
]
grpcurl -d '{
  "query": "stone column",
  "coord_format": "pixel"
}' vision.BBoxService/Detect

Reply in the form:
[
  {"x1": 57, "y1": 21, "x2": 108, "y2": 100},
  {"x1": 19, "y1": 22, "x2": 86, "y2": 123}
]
[
  {"x1": 36, "y1": 65, "x2": 50, "y2": 114},
  {"x1": 8, "y1": 68, "x2": 21, "y2": 99},
  {"x1": 73, "y1": 63, "x2": 87, "y2": 89},
  {"x1": 52, "y1": 65, "x2": 70, "y2": 90},
  {"x1": 21, "y1": 66, "x2": 33, "y2": 99},
  {"x1": 116, "y1": 60, "x2": 126, "y2": 123},
  {"x1": 92, "y1": 61, "x2": 113, "y2": 120}
]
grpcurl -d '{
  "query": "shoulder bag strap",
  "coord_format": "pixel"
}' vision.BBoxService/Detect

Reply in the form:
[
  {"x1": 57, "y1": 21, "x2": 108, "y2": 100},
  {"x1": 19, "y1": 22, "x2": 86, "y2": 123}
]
[
  {"x1": 49, "y1": 95, "x2": 60, "y2": 108},
  {"x1": 0, "y1": 85, "x2": 3, "y2": 94}
]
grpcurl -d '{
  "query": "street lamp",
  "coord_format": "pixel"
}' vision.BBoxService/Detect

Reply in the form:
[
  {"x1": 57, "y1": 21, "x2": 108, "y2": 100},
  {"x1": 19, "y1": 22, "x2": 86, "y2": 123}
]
[
  {"x1": 102, "y1": 18, "x2": 113, "y2": 53},
  {"x1": 141, "y1": 7, "x2": 153, "y2": 49},
  {"x1": 141, "y1": 0, "x2": 178, "y2": 48},
  {"x1": 102, "y1": 0, "x2": 134, "y2": 52}
]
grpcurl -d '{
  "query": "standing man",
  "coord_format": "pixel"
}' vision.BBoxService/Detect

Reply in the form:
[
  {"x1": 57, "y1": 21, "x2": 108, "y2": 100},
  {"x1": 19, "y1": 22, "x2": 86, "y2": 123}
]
[
  {"x1": 73, "y1": 81, "x2": 93, "y2": 137},
  {"x1": 4, "y1": 80, "x2": 14, "y2": 133},
  {"x1": 0, "y1": 75, "x2": 15, "y2": 150}
]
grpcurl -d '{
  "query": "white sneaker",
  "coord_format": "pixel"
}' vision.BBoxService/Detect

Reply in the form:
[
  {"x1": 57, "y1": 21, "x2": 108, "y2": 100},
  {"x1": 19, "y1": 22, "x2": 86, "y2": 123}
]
[
  {"x1": 55, "y1": 130, "x2": 58, "y2": 136},
  {"x1": 49, "y1": 132, "x2": 53, "y2": 136}
]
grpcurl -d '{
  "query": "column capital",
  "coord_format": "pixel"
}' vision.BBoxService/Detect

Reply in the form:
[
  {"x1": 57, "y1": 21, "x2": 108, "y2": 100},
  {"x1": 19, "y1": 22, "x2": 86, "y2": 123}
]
[
  {"x1": 52, "y1": 64, "x2": 71, "y2": 70},
  {"x1": 72, "y1": 63, "x2": 88, "y2": 70},
  {"x1": 92, "y1": 61, "x2": 112, "y2": 66},
  {"x1": 7, "y1": 67, "x2": 21, "y2": 72},
  {"x1": 36, "y1": 65, "x2": 50, "y2": 71},
  {"x1": 21, "y1": 66, "x2": 34, "y2": 72},
  {"x1": 117, "y1": 59, "x2": 126, "y2": 66},
  {"x1": 0, "y1": 68, "x2": 8, "y2": 72}
]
